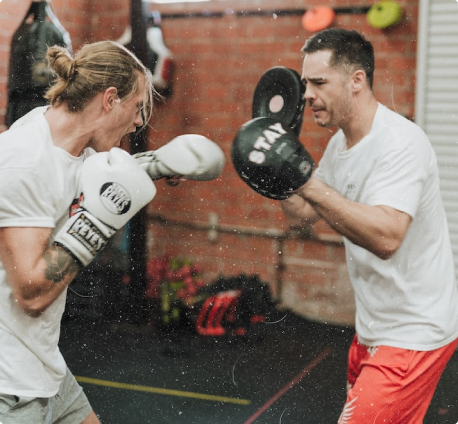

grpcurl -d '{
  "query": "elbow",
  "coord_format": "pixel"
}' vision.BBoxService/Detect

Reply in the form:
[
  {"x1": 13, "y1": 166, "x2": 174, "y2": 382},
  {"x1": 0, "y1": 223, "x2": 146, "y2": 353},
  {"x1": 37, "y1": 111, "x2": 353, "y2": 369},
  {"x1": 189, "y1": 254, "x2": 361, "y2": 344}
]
[
  {"x1": 375, "y1": 250, "x2": 395, "y2": 261},
  {"x1": 18, "y1": 301, "x2": 45, "y2": 318},
  {"x1": 15, "y1": 295, "x2": 46, "y2": 318},
  {"x1": 371, "y1": 239, "x2": 402, "y2": 260},
  {"x1": 24, "y1": 306, "x2": 45, "y2": 318}
]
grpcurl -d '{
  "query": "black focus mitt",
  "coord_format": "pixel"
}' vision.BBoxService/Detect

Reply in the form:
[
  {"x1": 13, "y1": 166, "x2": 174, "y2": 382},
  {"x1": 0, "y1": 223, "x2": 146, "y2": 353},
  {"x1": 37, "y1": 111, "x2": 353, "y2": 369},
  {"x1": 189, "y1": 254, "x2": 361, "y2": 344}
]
[
  {"x1": 231, "y1": 117, "x2": 314, "y2": 200},
  {"x1": 252, "y1": 67, "x2": 306, "y2": 137}
]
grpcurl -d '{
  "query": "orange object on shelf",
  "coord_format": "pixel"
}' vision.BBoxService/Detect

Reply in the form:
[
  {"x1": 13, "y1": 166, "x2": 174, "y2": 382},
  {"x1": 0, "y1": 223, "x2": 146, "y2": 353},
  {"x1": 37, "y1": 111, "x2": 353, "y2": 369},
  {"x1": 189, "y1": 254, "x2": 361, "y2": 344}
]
[{"x1": 302, "y1": 6, "x2": 336, "y2": 32}]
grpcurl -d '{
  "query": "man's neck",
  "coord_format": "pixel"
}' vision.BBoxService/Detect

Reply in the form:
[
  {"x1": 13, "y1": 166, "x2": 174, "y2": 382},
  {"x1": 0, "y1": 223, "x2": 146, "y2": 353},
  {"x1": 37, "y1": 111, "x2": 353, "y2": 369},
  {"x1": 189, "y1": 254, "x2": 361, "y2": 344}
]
[
  {"x1": 44, "y1": 104, "x2": 100, "y2": 157},
  {"x1": 341, "y1": 96, "x2": 379, "y2": 150}
]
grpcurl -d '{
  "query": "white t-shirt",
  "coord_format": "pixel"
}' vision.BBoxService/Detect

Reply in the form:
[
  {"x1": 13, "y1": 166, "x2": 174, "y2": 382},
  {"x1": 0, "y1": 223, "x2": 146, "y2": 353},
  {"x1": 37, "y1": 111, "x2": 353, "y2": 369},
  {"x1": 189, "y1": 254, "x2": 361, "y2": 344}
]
[
  {"x1": 0, "y1": 107, "x2": 92, "y2": 397},
  {"x1": 315, "y1": 103, "x2": 458, "y2": 351}
]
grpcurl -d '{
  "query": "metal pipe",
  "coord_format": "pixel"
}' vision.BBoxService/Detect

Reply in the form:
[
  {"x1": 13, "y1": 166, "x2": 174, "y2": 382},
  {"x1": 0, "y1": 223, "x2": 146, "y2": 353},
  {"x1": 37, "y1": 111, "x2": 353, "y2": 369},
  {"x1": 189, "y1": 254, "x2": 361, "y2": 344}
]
[
  {"x1": 147, "y1": 212, "x2": 343, "y2": 245},
  {"x1": 147, "y1": 212, "x2": 343, "y2": 302},
  {"x1": 149, "y1": 7, "x2": 371, "y2": 21}
]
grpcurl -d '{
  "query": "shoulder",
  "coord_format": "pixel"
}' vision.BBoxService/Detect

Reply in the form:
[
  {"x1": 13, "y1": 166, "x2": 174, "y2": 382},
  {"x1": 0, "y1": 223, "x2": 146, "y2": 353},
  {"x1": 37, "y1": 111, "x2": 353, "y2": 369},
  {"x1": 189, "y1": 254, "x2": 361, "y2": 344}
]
[
  {"x1": 375, "y1": 104, "x2": 432, "y2": 158},
  {"x1": 8, "y1": 106, "x2": 49, "y2": 129},
  {"x1": 0, "y1": 107, "x2": 51, "y2": 168},
  {"x1": 376, "y1": 104, "x2": 429, "y2": 144}
]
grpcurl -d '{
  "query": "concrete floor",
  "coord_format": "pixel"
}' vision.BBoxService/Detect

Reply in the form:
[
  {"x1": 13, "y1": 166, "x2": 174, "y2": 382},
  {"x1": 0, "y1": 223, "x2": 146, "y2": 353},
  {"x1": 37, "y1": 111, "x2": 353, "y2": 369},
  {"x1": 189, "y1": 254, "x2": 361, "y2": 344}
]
[{"x1": 59, "y1": 309, "x2": 458, "y2": 424}]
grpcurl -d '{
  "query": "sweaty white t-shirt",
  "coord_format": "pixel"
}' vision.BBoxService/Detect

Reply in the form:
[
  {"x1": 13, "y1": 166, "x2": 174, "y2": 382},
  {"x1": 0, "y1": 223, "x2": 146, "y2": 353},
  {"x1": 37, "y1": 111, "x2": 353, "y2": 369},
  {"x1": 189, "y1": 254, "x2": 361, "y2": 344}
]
[
  {"x1": 315, "y1": 103, "x2": 458, "y2": 351},
  {"x1": 0, "y1": 107, "x2": 92, "y2": 397}
]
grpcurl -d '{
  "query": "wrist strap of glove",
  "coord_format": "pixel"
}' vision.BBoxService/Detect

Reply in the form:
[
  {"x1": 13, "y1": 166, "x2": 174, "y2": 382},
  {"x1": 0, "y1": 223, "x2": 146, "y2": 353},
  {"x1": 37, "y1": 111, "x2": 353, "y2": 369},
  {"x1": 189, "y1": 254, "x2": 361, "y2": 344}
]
[
  {"x1": 54, "y1": 209, "x2": 116, "y2": 267},
  {"x1": 133, "y1": 151, "x2": 169, "y2": 180}
]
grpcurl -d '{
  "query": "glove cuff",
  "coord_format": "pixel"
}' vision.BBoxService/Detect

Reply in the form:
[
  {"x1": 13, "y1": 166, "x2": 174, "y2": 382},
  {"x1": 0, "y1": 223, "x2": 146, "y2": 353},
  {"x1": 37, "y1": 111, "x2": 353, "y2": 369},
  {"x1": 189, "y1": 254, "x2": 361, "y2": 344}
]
[{"x1": 54, "y1": 209, "x2": 115, "y2": 267}]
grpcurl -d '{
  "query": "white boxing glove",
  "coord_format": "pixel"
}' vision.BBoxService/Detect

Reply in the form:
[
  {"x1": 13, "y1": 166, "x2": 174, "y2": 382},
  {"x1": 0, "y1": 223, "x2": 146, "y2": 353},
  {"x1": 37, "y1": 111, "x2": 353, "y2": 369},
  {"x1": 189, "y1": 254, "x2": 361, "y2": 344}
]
[
  {"x1": 133, "y1": 134, "x2": 225, "y2": 181},
  {"x1": 54, "y1": 148, "x2": 156, "y2": 266}
]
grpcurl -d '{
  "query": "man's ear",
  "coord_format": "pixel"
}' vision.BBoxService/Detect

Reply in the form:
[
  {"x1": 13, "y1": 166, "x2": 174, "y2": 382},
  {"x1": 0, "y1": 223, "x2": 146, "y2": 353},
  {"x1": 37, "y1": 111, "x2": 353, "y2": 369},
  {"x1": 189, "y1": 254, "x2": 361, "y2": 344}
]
[
  {"x1": 351, "y1": 69, "x2": 367, "y2": 93},
  {"x1": 102, "y1": 87, "x2": 119, "y2": 112}
]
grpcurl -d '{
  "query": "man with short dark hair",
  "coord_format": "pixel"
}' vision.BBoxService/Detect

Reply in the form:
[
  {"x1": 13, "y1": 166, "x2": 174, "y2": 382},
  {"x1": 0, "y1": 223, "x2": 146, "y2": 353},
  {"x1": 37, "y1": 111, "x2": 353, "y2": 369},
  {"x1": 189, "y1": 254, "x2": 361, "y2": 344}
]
[{"x1": 281, "y1": 28, "x2": 458, "y2": 423}]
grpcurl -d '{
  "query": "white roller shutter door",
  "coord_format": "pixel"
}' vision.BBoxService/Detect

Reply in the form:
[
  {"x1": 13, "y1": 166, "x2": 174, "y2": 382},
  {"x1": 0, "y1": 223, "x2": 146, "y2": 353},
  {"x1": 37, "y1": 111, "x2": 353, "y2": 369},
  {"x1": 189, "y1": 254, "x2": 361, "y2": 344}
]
[{"x1": 416, "y1": 0, "x2": 458, "y2": 277}]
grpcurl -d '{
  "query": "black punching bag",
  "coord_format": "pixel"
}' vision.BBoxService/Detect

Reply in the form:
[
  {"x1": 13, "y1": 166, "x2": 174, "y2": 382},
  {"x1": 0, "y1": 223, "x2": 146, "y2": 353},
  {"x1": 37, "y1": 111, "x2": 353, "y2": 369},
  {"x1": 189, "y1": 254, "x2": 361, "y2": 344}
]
[{"x1": 6, "y1": 0, "x2": 71, "y2": 127}]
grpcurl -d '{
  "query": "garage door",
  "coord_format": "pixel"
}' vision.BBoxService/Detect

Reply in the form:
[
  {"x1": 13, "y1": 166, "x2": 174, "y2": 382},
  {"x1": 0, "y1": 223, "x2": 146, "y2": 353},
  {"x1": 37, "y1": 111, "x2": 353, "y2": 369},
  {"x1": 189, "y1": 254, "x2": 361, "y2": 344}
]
[{"x1": 415, "y1": 0, "x2": 458, "y2": 277}]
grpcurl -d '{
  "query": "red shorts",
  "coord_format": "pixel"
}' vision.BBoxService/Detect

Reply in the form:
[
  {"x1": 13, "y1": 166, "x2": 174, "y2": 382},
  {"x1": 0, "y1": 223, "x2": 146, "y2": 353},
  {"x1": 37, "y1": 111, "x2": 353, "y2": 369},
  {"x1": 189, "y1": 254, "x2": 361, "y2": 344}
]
[{"x1": 338, "y1": 335, "x2": 458, "y2": 424}]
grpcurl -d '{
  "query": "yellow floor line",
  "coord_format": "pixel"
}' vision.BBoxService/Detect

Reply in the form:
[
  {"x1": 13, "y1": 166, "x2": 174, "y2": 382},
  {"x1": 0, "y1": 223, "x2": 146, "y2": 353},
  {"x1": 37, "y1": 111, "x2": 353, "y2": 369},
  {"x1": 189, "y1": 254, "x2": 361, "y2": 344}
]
[{"x1": 75, "y1": 376, "x2": 251, "y2": 406}]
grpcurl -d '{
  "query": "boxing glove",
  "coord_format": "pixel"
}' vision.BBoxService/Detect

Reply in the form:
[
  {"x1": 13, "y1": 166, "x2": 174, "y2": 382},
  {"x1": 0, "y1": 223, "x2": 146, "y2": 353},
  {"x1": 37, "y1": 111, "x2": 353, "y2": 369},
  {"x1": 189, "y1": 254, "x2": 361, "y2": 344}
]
[
  {"x1": 231, "y1": 117, "x2": 314, "y2": 200},
  {"x1": 54, "y1": 148, "x2": 157, "y2": 266},
  {"x1": 133, "y1": 134, "x2": 225, "y2": 181}
]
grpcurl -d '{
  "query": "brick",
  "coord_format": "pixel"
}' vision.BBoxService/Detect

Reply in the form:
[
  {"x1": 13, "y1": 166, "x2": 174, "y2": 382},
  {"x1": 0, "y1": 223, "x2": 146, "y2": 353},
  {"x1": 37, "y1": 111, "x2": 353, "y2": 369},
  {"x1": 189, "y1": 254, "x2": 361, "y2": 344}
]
[{"x1": 0, "y1": 0, "x2": 421, "y2": 326}]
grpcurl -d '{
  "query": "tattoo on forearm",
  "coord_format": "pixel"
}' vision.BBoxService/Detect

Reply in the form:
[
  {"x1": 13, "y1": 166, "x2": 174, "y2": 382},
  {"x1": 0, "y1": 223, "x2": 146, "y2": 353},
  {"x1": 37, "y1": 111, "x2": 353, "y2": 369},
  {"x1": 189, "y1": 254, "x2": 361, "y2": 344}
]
[{"x1": 44, "y1": 246, "x2": 80, "y2": 284}]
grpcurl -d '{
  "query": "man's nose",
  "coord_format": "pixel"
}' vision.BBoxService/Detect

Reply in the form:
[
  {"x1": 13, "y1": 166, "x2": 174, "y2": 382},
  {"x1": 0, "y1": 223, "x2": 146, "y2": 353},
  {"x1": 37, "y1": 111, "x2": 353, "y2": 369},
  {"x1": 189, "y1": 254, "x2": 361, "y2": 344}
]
[
  {"x1": 304, "y1": 84, "x2": 315, "y2": 102},
  {"x1": 304, "y1": 85, "x2": 318, "y2": 107},
  {"x1": 134, "y1": 112, "x2": 144, "y2": 127}
]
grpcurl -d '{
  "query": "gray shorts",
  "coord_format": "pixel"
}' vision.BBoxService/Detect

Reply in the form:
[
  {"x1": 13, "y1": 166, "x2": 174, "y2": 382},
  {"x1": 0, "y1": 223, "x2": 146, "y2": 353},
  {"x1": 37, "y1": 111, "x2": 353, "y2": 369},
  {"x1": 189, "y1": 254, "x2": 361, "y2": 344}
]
[{"x1": 0, "y1": 368, "x2": 93, "y2": 424}]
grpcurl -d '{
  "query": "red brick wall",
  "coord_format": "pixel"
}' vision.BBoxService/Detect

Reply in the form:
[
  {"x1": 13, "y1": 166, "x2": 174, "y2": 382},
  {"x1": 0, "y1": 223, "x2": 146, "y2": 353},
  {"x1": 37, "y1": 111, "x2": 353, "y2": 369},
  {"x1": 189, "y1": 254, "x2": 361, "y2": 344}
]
[
  {"x1": 0, "y1": 0, "x2": 419, "y2": 325},
  {"x1": 143, "y1": 0, "x2": 419, "y2": 325},
  {"x1": 0, "y1": 0, "x2": 130, "y2": 132}
]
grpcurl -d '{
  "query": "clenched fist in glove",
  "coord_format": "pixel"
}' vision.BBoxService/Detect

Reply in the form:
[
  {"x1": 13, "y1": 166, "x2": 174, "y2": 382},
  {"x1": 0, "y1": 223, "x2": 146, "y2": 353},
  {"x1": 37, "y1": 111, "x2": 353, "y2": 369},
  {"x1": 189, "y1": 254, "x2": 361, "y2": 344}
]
[
  {"x1": 231, "y1": 117, "x2": 314, "y2": 200},
  {"x1": 54, "y1": 148, "x2": 156, "y2": 266},
  {"x1": 133, "y1": 134, "x2": 225, "y2": 181}
]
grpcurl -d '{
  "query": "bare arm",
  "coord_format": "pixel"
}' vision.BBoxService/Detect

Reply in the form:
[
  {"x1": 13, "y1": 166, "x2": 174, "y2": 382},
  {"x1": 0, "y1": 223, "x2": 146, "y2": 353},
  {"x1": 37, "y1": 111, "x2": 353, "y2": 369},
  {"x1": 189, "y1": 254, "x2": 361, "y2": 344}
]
[
  {"x1": 282, "y1": 177, "x2": 411, "y2": 259},
  {"x1": 0, "y1": 227, "x2": 82, "y2": 317},
  {"x1": 281, "y1": 193, "x2": 320, "y2": 228}
]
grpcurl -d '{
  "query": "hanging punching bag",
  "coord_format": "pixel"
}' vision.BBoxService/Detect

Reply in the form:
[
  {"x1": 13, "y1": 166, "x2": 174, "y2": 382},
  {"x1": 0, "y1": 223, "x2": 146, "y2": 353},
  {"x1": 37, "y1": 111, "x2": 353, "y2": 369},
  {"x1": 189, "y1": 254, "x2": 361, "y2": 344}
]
[
  {"x1": 146, "y1": 11, "x2": 175, "y2": 97},
  {"x1": 6, "y1": 0, "x2": 72, "y2": 127},
  {"x1": 116, "y1": 9, "x2": 175, "y2": 97}
]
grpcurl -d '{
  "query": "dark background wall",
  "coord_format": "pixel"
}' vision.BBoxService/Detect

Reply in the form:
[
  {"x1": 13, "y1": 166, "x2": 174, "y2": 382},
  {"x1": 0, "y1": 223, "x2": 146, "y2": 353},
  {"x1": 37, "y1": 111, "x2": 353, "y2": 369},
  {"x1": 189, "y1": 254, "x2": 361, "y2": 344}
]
[{"x1": 0, "y1": 0, "x2": 419, "y2": 325}]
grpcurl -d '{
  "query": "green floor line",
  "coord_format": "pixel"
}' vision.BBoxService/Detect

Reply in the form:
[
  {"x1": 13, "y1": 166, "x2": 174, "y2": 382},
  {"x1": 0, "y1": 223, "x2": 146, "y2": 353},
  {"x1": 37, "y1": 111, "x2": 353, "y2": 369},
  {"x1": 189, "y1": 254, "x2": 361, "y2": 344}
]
[{"x1": 75, "y1": 375, "x2": 251, "y2": 406}]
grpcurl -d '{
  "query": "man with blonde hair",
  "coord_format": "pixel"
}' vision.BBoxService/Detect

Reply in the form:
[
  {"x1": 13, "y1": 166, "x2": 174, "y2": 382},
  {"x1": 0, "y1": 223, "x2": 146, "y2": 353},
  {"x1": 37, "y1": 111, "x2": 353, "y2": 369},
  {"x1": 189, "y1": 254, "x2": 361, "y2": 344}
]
[{"x1": 0, "y1": 40, "x2": 224, "y2": 423}]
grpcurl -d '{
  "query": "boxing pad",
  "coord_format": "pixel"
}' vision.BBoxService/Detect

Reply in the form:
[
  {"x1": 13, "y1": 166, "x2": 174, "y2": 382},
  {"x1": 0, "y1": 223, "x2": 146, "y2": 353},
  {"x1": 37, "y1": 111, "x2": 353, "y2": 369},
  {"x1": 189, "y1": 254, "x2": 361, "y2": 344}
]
[
  {"x1": 252, "y1": 67, "x2": 306, "y2": 136},
  {"x1": 231, "y1": 117, "x2": 314, "y2": 200}
]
